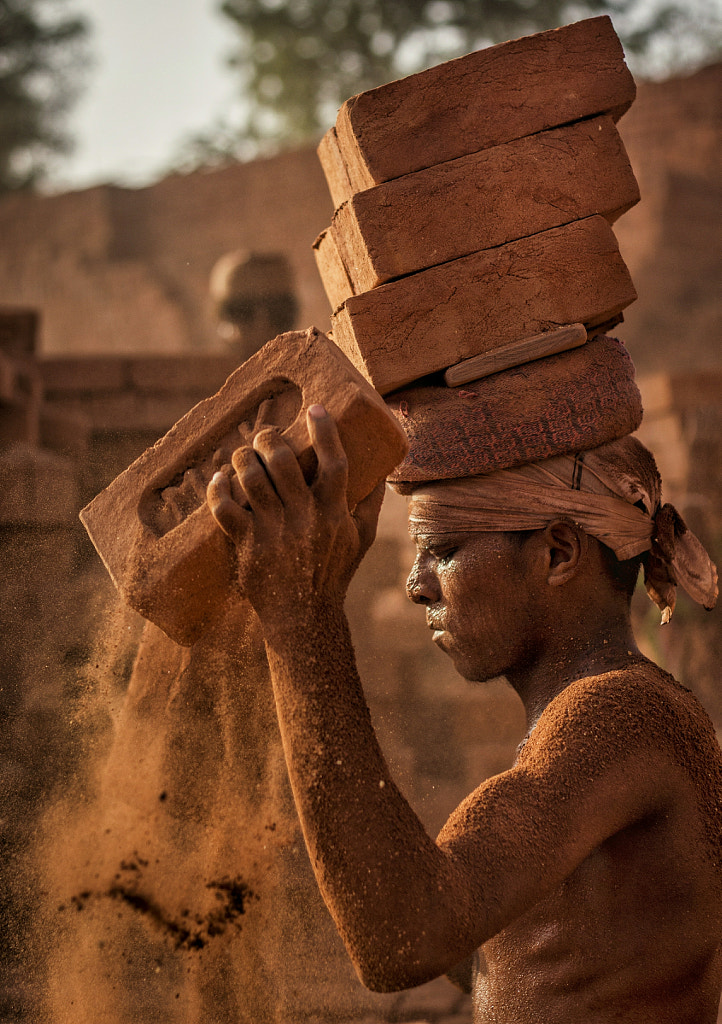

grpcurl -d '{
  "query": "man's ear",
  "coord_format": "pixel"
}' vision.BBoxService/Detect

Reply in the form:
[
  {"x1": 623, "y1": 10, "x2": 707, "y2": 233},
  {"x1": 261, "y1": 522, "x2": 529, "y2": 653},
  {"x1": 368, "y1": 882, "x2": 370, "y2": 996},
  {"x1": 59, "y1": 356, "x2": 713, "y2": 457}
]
[{"x1": 541, "y1": 519, "x2": 587, "y2": 587}]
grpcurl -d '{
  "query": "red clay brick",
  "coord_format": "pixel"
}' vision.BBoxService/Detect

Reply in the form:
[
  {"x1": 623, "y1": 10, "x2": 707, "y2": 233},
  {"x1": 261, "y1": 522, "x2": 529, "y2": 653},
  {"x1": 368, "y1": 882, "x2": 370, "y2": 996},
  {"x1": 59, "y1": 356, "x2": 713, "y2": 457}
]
[
  {"x1": 39, "y1": 357, "x2": 130, "y2": 394},
  {"x1": 316, "y1": 127, "x2": 355, "y2": 211},
  {"x1": 48, "y1": 392, "x2": 206, "y2": 434},
  {"x1": 0, "y1": 307, "x2": 39, "y2": 356},
  {"x1": 80, "y1": 328, "x2": 408, "y2": 646},
  {"x1": 313, "y1": 227, "x2": 355, "y2": 312},
  {"x1": 0, "y1": 351, "x2": 19, "y2": 402},
  {"x1": 127, "y1": 355, "x2": 241, "y2": 394},
  {"x1": 331, "y1": 216, "x2": 636, "y2": 394},
  {"x1": 39, "y1": 355, "x2": 242, "y2": 397},
  {"x1": 328, "y1": 116, "x2": 639, "y2": 298},
  {"x1": 333, "y1": 17, "x2": 635, "y2": 195},
  {"x1": 0, "y1": 444, "x2": 78, "y2": 526},
  {"x1": 39, "y1": 405, "x2": 91, "y2": 459}
]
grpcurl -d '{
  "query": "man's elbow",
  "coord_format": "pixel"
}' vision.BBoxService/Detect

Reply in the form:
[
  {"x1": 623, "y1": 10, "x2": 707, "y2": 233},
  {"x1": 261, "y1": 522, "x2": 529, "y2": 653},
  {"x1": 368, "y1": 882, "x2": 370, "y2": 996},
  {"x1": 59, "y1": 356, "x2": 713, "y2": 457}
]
[
  {"x1": 353, "y1": 959, "x2": 442, "y2": 994},
  {"x1": 348, "y1": 938, "x2": 452, "y2": 993}
]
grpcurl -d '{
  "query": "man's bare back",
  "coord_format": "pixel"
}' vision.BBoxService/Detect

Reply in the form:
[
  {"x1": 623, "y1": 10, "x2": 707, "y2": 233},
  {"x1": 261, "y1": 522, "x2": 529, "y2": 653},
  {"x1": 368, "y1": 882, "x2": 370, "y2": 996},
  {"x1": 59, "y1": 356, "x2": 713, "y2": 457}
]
[{"x1": 459, "y1": 665, "x2": 722, "y2": 1023}]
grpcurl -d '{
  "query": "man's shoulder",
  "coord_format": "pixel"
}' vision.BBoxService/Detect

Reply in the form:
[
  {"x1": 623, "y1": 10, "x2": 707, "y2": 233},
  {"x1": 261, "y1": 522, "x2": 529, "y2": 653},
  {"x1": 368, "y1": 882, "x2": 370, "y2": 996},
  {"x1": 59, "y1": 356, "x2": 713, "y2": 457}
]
[
  {"x1": 523, "y1": 660, "x2": 721, "y2": 775},
  {"x1": 560, "y1": 660, "x2": 696, "y2": 719}
]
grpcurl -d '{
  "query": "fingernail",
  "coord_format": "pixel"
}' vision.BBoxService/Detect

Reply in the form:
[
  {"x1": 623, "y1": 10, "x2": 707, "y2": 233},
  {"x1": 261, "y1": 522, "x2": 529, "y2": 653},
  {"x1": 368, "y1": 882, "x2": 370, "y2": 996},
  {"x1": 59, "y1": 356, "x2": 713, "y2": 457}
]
[{"x1": 308, "y1": 404, "x2": 327, "y2": 419}]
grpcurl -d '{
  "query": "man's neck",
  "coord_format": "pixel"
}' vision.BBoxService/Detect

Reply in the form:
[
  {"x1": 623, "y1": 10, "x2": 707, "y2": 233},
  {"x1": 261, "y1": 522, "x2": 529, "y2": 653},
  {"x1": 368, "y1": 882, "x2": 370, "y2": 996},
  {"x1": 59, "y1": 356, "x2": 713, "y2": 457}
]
[{"x1": 506, "y1": 607, "x2": 643, "y2": 734}]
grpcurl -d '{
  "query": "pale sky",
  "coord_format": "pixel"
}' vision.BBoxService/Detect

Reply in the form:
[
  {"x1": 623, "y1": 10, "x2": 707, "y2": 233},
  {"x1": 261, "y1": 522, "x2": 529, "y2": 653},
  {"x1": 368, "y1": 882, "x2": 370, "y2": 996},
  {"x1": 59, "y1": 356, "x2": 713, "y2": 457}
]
[
  {"x1": 52, "y1": 0, "x2": 237, "y2": 191},
  {"x1": 51, "y1": 0, "x2": 722, "y2": 194}
]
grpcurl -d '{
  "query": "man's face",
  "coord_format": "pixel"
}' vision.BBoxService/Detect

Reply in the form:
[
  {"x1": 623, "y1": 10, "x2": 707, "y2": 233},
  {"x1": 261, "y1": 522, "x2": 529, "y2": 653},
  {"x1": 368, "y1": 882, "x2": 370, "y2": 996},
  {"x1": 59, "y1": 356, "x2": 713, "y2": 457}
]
[{"x1": 406, "y1": 527, "x2": 538, "y2": 683}]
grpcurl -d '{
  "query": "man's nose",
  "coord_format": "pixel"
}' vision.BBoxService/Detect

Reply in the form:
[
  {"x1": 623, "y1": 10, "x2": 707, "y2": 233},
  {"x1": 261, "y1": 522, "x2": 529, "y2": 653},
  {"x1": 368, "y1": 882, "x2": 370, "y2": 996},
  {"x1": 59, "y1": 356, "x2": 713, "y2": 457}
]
[{"x1": 406, "y1": 557, "x2": 438, "y2": 605}]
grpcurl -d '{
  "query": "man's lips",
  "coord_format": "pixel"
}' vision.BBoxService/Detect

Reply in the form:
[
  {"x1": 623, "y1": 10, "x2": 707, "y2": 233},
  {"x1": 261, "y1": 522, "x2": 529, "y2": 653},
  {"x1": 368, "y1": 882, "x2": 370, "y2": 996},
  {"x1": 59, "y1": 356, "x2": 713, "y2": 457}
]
[{"x1": 426, "y1": 614, "x2": 447, "y2": 642}]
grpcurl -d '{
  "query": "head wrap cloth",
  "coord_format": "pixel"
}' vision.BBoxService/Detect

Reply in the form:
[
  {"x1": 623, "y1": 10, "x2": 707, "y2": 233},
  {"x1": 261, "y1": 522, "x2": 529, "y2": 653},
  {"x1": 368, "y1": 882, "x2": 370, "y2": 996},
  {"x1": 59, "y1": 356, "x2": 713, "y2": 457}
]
[
  {"x1": 387, "y1": 335, "x2": 717, "y2": 620},
  {"x1": 406, "y1": 436, "x2": 718, "y2": 623}
]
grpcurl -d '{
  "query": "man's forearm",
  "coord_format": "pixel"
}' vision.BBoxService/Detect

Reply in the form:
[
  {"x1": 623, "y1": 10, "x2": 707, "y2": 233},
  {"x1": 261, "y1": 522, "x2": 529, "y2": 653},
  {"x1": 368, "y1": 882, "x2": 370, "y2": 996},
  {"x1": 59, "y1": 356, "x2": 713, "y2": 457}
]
[
  {"x1": 261, "y1": 600, "x2": 468, "y2": 990},
  {"x1": 207, "y1": 410, "x2": 477, "y2": 986}
]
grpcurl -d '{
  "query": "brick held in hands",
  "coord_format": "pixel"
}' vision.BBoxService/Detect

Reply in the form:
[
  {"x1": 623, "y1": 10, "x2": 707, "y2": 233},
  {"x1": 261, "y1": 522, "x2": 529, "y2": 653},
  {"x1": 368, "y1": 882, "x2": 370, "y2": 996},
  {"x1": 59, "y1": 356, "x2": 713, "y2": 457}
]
[
  {"x1": 329, "y1": 16, "x2": 635, "y2": 200},
  {"x1": 79, "y1": 327, "x2": 409, "y2": 647},
  {"x1": 328, "y1": 116, "x2": 639, "y2": 300},
  {"x1": 331, "y1": 216, "x2": 637, "y2": 395}
]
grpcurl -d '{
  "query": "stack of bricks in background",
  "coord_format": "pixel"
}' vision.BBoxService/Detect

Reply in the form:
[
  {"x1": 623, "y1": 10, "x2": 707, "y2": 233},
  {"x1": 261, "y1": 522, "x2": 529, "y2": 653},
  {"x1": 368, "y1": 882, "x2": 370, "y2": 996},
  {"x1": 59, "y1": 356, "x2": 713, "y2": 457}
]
[{"x1": 314, "y1": 16, "x2": 640, "y2": 398}]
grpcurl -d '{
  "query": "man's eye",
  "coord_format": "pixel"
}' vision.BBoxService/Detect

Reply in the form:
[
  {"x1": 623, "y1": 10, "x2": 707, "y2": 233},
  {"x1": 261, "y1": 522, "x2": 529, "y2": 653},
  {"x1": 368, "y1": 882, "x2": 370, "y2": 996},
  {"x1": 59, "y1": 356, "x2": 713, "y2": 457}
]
[{"x1": 434, "y1": 547, "x2": 457, "y2": 564}]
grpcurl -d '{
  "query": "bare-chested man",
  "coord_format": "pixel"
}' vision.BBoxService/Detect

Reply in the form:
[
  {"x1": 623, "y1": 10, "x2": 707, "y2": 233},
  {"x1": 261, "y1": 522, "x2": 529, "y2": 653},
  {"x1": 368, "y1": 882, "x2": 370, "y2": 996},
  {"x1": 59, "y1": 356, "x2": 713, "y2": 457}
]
[{"x1": 207, "y1": 404, "x2": 722, "y2": 1023}]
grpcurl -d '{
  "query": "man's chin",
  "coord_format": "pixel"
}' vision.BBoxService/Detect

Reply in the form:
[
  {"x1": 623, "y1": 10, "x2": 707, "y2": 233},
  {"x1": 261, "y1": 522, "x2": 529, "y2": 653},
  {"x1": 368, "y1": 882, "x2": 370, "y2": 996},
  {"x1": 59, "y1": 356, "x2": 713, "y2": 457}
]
[
  {"x1": 447, "y1": 651, "x2": 500, "y2": 684},
  {"x1": 430, "y1": 632, "x2": 504, "y2": 682},
  {"x1": 462, "y1": 667, "x2": 503, "y2": 684}
]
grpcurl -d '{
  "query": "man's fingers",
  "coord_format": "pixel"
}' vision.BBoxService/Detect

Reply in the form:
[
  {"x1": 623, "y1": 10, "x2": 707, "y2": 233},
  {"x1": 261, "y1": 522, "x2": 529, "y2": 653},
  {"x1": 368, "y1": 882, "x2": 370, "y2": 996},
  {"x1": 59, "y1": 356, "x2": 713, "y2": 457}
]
[
  {"x1": 307, "y1": 405, "x2": 348, "y2": 506},
  {"x1": 232, "y1": 444, "x2": 281, "y2": 512},
  {"x1": 223, "y1": 464, "x2": 247, "y2": 508},
  {"x1": 207, "y1": 470, "x2": 248, "y2": 541},
  {"x1": 252, "y1": 427, "x2": 309, "y2": 507}
]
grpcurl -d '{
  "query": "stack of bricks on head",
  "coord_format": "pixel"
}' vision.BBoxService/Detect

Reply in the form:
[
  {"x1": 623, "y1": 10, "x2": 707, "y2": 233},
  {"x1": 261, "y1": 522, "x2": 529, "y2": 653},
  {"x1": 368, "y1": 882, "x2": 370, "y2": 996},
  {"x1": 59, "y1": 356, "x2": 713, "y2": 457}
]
[
  {"x1": 81, "y1": 15, "x2": 644, "y2": 646},
  {"x1": 314, "y1": 15, "x2": 644, "y2": 490}
]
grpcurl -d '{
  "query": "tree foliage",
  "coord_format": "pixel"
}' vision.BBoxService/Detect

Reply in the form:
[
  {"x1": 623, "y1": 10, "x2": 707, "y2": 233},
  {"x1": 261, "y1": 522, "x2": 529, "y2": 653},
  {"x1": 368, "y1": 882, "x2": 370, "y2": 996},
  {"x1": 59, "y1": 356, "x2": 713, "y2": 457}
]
[
  {"x1": 216, "y1": 0, "x2": 722, "y2": 148},
  {"x1": 0, "y1": 0, "x2": 89, "y2": 192}
]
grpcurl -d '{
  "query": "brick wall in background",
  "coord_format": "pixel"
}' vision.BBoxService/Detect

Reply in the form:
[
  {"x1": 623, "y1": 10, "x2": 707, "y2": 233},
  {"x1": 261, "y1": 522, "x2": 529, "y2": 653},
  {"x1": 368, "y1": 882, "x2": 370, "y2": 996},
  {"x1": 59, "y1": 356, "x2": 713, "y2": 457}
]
[{"x1": 0, "y1": 64, "x2": 718, "y2": 371}]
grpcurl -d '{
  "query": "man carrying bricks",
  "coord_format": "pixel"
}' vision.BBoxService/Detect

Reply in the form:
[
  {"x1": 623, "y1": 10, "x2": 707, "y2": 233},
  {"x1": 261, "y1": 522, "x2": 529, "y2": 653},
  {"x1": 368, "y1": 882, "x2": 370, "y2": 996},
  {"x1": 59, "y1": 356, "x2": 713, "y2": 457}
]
[
  {"x1": 208, "y1": 403, "x2": 722, "y2": 1023},
  {"x1": 77, "y1": 15, "x2": 720, "y2": 1019}
]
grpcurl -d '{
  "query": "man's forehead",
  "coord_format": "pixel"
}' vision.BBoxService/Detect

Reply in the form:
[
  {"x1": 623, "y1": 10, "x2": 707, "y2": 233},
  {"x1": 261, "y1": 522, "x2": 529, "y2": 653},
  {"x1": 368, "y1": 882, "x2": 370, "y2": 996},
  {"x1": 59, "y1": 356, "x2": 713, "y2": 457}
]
[
  {"x1": 408, "y1": 524, "x2": 461, "y2": 545},
  {"x1": 409, "y1": 486, "x2": 472, "y2": 544},
  {"x1": 407, "y1": 493, "x2": 449, "y2": 539}
]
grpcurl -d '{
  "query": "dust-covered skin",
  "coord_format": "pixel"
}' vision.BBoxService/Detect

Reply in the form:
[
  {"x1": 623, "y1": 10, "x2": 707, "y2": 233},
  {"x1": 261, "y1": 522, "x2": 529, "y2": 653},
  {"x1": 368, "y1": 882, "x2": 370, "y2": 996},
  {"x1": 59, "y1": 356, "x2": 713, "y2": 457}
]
[{"x1": 208, "y1": 407, "x2": 722, "y2": 1023}]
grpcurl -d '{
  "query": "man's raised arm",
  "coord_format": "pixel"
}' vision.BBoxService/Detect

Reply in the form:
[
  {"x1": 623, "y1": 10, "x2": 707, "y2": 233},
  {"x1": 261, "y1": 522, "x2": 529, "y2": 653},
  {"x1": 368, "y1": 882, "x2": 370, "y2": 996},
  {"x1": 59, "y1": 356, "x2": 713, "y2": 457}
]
[{"x1": 206, "y1": 406, "x2": 667, "y2": 992}]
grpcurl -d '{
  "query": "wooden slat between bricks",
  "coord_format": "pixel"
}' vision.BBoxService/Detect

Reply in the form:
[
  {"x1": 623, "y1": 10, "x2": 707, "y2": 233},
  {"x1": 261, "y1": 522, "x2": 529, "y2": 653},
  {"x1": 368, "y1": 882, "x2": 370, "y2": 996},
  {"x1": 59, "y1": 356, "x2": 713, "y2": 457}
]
[
  {"x1": 444, "y1": 324, "x2": 588, "y2": 387},
  {"x1": 322, "y1": 115, "x2": 639, "y2": 303},
  {"x1": 321, "y1": 16, "x2": 634, "y2": 202},
  {"x1": 331, "y1": 216, "x2": 636, "y2": 395}
]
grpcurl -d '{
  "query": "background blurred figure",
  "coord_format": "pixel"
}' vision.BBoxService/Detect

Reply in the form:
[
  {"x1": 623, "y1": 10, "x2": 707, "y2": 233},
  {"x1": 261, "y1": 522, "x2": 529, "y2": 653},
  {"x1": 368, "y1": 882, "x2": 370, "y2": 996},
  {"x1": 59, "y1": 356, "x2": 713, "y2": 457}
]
[{"x1": 210, "y1": 250, "x2": 299, "y2": 361}]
